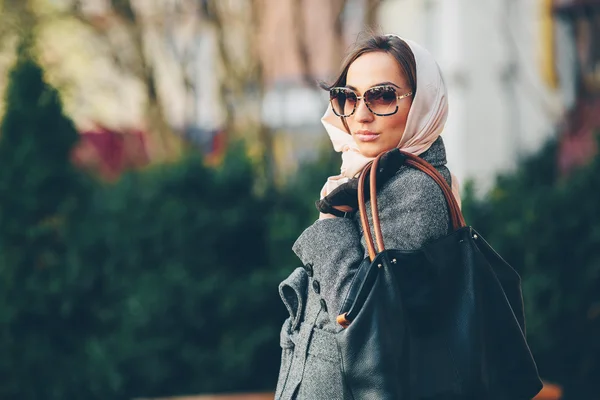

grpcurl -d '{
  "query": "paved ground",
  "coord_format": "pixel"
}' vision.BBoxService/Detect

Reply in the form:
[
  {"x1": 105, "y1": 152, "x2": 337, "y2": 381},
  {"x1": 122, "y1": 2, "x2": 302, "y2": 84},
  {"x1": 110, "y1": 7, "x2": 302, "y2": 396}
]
[
  {"x1": 142, "y1": 393, "x2": 274, "y2": 400},
  {"x1": 146, "y1": 381, "x2": 562, "y2": 400}
]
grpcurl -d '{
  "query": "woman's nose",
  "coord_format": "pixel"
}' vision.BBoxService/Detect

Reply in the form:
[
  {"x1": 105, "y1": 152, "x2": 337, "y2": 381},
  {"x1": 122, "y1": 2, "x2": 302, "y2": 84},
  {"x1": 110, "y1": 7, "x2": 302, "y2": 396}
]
[{"x1": 354, "y1": 99, "x2": 374, "y2": 123}]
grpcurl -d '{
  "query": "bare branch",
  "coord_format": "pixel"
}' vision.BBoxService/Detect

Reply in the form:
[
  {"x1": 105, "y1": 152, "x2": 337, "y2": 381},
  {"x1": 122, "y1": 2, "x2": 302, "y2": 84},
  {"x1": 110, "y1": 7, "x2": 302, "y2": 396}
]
[
  {"x1": 69, "y1": 0, "x2": 183, "y2": 160},
  {"x1": 204, "y1": 0, "x2": 236, "y2": 130},
  {"x1": 110, "y1": 0, "x2": 136, "y2": 24},
  {"x1": 332, "y1": 0, "x2": 349, "y2": 65},
  {"x1": 365, "y1": 0, "x2": 382, "y2": 29},
  {"x1": 292, "y1": 0, "x2": 316, "y2": 87}
]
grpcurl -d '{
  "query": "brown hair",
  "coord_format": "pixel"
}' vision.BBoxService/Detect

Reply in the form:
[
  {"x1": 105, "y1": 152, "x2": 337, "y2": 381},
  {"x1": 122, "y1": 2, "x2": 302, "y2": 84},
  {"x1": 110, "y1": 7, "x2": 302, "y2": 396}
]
[{"x1": 321, "y1": 34, "x2": 417, "y2": 134}]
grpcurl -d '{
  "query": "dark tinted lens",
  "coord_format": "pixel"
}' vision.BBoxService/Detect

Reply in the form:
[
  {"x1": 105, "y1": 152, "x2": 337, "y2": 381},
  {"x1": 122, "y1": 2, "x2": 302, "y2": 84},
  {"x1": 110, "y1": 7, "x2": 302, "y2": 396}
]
[
  {"x1": 364, "y1": 86, "x2": 397, "y2": 115},
  {"x1": 330, "y1": 88, "x2": 357, "y2": 116}
]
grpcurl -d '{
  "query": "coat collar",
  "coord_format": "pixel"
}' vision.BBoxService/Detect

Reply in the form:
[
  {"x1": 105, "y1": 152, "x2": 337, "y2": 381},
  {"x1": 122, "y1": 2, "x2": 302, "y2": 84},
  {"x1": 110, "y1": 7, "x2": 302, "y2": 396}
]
[{"x1": 418, "y1": 136, "x2": 447, "y2": 167}]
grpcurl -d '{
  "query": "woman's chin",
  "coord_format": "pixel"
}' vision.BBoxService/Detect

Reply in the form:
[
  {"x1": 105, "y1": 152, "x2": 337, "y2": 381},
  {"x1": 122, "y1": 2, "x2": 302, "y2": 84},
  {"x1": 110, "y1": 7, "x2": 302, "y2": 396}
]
[{"x1": 357, "y1": 143, "x2": 393, "y2": 158}]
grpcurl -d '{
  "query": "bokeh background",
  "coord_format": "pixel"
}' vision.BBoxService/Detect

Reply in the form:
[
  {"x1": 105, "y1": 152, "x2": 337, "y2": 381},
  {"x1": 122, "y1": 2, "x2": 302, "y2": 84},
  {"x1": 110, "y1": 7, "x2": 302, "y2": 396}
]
[{"x1": 0, "y1": 0, "x2": 598, "y2": 399}]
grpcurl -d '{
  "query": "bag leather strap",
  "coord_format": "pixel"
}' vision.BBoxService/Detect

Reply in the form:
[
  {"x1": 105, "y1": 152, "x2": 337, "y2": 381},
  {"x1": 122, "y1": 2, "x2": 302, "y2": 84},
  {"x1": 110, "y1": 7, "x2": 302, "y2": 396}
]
[{"x1": 358, "y1": 151, "x2": 466, "y2": 261}]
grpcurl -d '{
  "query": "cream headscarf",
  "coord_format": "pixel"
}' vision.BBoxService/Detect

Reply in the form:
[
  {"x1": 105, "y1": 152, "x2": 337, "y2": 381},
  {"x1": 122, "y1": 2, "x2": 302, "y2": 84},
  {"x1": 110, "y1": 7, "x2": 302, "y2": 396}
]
[{"x1": 320, "y1": 35, "x2": 461, "y2": 208}]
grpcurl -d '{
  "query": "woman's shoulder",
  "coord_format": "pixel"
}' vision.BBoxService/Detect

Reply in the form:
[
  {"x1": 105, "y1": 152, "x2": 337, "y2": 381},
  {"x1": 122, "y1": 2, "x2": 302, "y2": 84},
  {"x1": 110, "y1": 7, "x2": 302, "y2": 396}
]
[
  {"x1": 362, "y1": 164, "x2": 452, "y2": 251},
  {"x1": 380, "y1": 137, "x2": 452, "y2": 208},
  {"x1": 381, "y1": 163, "x2": 450, "y2": 207}
]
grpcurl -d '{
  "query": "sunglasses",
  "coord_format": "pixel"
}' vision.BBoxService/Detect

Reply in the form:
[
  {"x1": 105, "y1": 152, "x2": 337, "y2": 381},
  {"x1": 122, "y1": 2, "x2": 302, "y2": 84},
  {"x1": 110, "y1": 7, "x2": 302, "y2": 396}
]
[{"x1": 329, "y1": 85, "x2": 413, "y2": 117}]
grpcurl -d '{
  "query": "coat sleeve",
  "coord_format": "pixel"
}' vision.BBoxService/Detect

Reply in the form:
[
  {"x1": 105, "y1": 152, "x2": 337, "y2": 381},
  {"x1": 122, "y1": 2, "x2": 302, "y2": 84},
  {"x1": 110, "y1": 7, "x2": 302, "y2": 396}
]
[
  {"x1": 292, "y1": 217, "x2": 365, "y2": 326},
  {"x1": 292, "y1": 167, "x2": 450, "y2": 326}
]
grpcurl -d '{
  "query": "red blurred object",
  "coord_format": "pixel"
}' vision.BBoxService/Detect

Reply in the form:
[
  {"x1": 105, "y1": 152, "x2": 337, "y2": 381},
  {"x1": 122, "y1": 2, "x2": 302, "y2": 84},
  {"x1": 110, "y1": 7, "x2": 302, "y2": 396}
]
[
  {"x1": 71, "y1": 124, "x2": 150, "y2": 181},
  {"x1": 554, "y1": 0, "x2": 600, "y2": 175},
  {"x1": 205, "y1": 128, "x2": 227, "y2": 166},
  {"x1": 558, "y1": 97, "x2": 600, "y2": 175}
]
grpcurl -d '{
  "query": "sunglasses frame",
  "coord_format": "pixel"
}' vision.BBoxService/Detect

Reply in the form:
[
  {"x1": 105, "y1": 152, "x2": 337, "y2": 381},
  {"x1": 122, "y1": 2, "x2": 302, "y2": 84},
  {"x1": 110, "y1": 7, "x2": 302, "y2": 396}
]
[{"x1": 329, "y1": 85, "x2": 413, "y2": 117}]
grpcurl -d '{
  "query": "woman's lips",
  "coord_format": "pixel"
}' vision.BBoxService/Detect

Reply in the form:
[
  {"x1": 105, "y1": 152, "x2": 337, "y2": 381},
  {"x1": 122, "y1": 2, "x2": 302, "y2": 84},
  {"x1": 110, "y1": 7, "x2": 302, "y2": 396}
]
[{"x1": 355, "y1": 131, "x2": 380, "y2": 142}]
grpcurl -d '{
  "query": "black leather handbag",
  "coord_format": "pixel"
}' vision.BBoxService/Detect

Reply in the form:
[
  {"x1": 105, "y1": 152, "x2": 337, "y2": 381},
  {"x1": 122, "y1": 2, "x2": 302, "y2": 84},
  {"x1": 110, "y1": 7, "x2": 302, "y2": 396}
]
[{"x1": 335, "y1": 150, "x2": 543, "y2": 400}]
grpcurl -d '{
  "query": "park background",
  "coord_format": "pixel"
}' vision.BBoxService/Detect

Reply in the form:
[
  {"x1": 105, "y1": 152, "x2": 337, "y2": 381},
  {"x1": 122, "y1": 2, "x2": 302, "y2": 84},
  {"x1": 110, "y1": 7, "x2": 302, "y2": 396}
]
[{"x1": 0, "y1": 0, "x2": 598, "y2": 399}]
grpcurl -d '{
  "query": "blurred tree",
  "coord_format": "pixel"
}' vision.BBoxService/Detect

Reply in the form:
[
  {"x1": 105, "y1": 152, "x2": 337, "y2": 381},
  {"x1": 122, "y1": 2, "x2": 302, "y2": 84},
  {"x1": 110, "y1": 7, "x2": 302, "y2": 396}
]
[
  {"x1": 66, "y1": 0, "x2": 187, "y2": 161},
  {"x1": 0, "y1": 39, "x2": 96, "y2": 399},
  {"x1": 332, "y1": 0, "x2": 349, "y2": 65},
  {"x1": 0, "y1": 0, "x2": 36, "y2": 117},
  {"x1": 204, "y1": 0, "x2": 274, "y2": 185},
  {"x1": 0, "y1": 0, "x2": 196, "y2": 161},
  {"x1": 205, "y1": 0, "x2": 364, "y2": 186},
  {"x1": 292, "y1": 0, "x2": 349, "y2": 86},
  {"x1": 0, "y1": 0, "x2": 35, "y2": 43},
  {"x1": 365, "y1": 0, "x2": 382, "y2": 28}
]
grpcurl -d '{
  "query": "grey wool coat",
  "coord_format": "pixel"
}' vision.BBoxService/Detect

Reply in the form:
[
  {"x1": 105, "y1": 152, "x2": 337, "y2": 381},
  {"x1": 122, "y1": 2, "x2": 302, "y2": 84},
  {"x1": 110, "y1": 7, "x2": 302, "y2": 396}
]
[{"x1": 275, "y1": 137, "x2": 453, "y2": 400}]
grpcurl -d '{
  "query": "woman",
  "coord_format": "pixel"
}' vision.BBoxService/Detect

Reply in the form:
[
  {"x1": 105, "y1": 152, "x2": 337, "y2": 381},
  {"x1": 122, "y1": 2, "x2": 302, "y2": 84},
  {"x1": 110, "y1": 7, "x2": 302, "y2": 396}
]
[{"x1": 275, "y1": 34, "x2": 460, "y2": 399}]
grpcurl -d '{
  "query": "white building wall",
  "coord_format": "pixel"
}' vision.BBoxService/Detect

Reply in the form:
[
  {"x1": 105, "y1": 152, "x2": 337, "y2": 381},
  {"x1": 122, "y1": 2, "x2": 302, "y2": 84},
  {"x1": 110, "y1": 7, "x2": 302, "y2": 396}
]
[{"x1": 378, "y1": 0, "x2": 562, "y2": 193}]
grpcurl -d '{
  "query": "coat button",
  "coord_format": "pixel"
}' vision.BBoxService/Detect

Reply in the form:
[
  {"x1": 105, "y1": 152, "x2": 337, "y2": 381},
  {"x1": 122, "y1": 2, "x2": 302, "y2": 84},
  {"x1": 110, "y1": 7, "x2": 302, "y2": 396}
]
[
  {"x1": 320, "y1": 299, "x2": 327, "y2": 312},
  {"x1": 304, "y1": 263, "x2": 314, "y2": 277},
  {"x1": 312, "y1": 280, "x2": 320, "y2": 294}
]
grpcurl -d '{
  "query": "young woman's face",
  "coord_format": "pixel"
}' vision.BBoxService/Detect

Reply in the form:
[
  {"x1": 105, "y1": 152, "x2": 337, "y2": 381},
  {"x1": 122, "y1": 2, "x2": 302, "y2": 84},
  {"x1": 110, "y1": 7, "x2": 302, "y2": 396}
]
[{"x1": 344, "y1": 51, "x2": 413, "y2": 158}]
